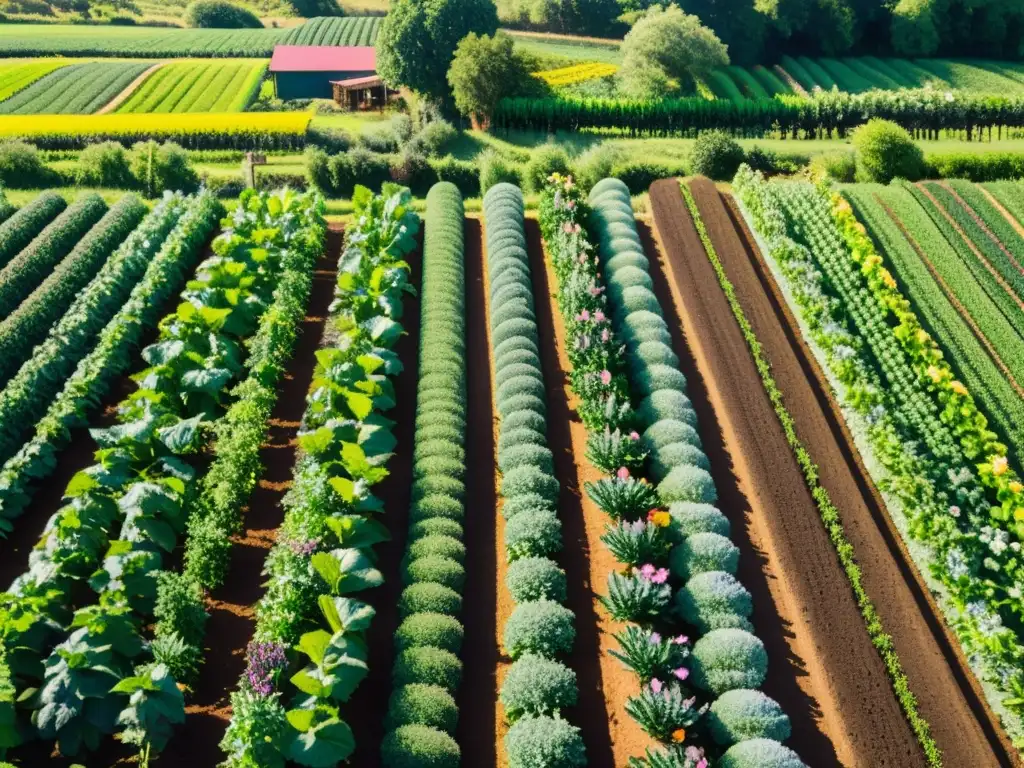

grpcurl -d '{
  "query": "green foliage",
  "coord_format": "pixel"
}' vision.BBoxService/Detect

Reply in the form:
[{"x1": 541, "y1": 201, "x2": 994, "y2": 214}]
[
  {"x1": 113, "y1": 662, "x2": 186, "y2": 757},
  {"x1": 852, "y1": 118, "x2": 923, "y2": 182},
  {"x1": 506, "y1": 557, "x2": 567, "y2": 603},
  {"x1": 129, "y1": 141, "x2": 199, "y2": 197},
  {"x1": 399, "y1": 583, "x2": 463, "y2": 618},
  {"x1": 0, "y1": 190, "x2": 64, "y2": 271},
  {"x1": 448, "y1": 33, "x2": 535, "y2": 125},
  {"x1": 386, "y1": 684, "x2": 459, "y2": 734},
  {"x1": 505, "y1": 509, "x2": 563, "y2": 560},
  {"x1": 670, "y1": 531, "x2": 739, "y2": 580},
  {"x1": 503, "y1": 600, "x2": 575, "y2": 659},
  {"x1": 668, "y1": 502, "x2": 730, "y2": 538},
  {"x1": 809, "y1": 150, "x2": 856, "y2": 183},
  {"x1": 393, "y1": 647, "x2": 463, "y2": 691},
  {"x1": 76, "y1": 141, "x2": 133, "y2": 187},
  {"x1": 690, "y1": 628, "x2": 768, "y2": 695},
  {"x1": 602, "y1": 570, "x2": 671, "y2": 622},
  {"x1": 403, "y1": 556, "x2": 466, "y2": 591},
  {"x1": 501, "y1": 465, "x2": 560, "y2": 504},
  {"x1": 480, "y1": 150, "x2": 522, "y2": 193},
  {"x1": 500, "y1": 654, "x2": 578, "y2": 721},
  {"x1": 718, "y1": 738, "x2": 805, "y2": 768},
  {"x1": 643, "y1": 419, "x2": 700, "y2": 452},
  {"x1": 381, "y1": 724, "x2": 460, "y2": 768},
  {"x1": 504, "y1": 715, "x2": 586, "y2": 768},
  {"x1": 396, "y1": 613, "x2": 464, "y2": 654},
  {"x1": 0, "y1": 139, "x2": 52, "y2": 187},
  {"x1": 689, "y1": 130, "x2": 745, "y2": 181},
  {"x1": 524, "y1": 145, "x2": 571, "y2": 194},
  {"x1": 707, "y1": 689, "x2": 791, "y2": 746},
  {"x1": 658, "y1": 464, "x2": 717, "y2": 504},
  {"x1": 618, "y1": 4, "x2": 729, "y2": 100},
  {"x1": 890, "y1": 0, "x2": 937, "y2": 56},
  {"x1": 185, "y1": 0, "x2": 262, "y2": 28},
  {"x1": 624, "y1": 681, "x2": 703, "y2": 742},
  {"x1": 675, "y1": 570, "x2": 753, "y2": 633}
]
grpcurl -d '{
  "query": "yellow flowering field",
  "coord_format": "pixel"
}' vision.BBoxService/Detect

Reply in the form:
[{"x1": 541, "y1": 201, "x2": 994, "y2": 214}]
[{"x1": 533, "y1": 62, "x2": 618, "y2": 86}]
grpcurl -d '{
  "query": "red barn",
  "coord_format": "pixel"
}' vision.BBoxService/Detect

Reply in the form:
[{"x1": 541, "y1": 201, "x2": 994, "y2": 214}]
[{"x1": 269, "y1": 45, "x2": 377, "y2": 100}]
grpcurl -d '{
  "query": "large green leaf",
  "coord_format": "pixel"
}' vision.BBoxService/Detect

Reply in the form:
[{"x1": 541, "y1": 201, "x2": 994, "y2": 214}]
[
  {"x1": 157, "y1": 415, "x2": 204, "y2": 454},
  {"x1": 287, "y1": 716, "x2": 355, "y2": 767},
  {"x1": 318, "y1": 597, "x2": 375, "y2": 634},
  {"x1": 311, "y1": 549, "x2": 383, "y2": 595}
]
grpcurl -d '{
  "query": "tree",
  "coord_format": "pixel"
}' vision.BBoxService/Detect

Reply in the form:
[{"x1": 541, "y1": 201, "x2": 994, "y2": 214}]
[
  {"x1": 376, "y1": 0, "x2": 499, "y2": 102},
  {"x1": 618, "y1": 5, "x2": 729, "y2": 101},
  {"x1": 890, "y1": 0, "x2": 939, "y2": 56},
  {"x1": 447, "y1": 32, "x2": 537, "y2": 128},
  {"x1": 852, "y1": 118, "x2": 924, "y2": 183},
  {"x1": 678, "y1": 0, "x2": 766, "y2": 64}
]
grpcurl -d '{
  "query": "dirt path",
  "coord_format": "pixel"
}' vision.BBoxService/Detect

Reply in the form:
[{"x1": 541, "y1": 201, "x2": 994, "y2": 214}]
[
  {"x1": 980, "y1": 185, "x2": 1024, "y2": 241},
  {"x1": 527, "y1": 218, "x2": 645, "y2": 767},
  {"x1": 97, "y1": 61, "x2": 164, "y2": 114},
  {"x1": 687, "y1": 177, "x2": 1014, "y2": 764},
  {"x1": 156, "y1": 229, "x2": 343, "y2": 764},
  {"x1": 456, "y1": 215, "x2": 503, "y2": 767},
  {"x1": 648, "y1": 178, "x2": 924, "y2": 767}
]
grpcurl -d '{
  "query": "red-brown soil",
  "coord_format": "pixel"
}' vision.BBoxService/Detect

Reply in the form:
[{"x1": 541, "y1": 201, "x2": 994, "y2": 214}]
[
  {"x1": 648, "y1": 178, "x2": 926, "y2": 766},
  {"x1": 708, "y1": 184, "x2": 1018, "y2": 765}
]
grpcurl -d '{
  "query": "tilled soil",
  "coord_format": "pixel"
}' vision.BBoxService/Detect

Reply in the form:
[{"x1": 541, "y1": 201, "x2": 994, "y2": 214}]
[
  {"x1": 648, "y1": 178, "x2": 925, "y2": 767},
  {"x1": 706, "y1": 183, "x2": 1018, "y2": 765}
]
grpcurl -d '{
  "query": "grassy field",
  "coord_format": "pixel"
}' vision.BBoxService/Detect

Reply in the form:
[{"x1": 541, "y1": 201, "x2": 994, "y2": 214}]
[
  {"x1": 279, "y1": 16, "x2": 381, "y2": 45},
  {"x1": 0, "y1": 24, "x2": 288, "y2": 57},
  {"x1": 0, "y1": 61, "x2": 152, "y2": 114},
  {"x1": 0, "y1": 60, "x2": 72, "y2": 103},
  {"x1": 117, "y1": 59, "x2": 268, "y2": 113}
]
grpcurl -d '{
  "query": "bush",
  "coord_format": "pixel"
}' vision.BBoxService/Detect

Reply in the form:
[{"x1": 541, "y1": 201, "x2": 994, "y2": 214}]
[
  {"x1": 497, "y1": 375, "x2": 546, "y2": 407},
  {"x1": 924, "y1": 151, "x2": 1024, "y2": 182},
  {"x1": 500, "y1": 654, "x2": 578, "y2": 721},
  {"x1": 638, "y1": 389, "x2": 695, "y2": 428},
  {"x1": 504, "y1": 715, "x2": 586, "y2": 768},
  {"x1": 501, "y1": 492, "x2": 555, "y2": 520},
  {"x1": 498, "y1": 427, "x2": 547, "y2": 455},
  {"x1": 502, "y1": 410, "x2": 547, "y2": 435},
  {"x1": 501, "y1": 465, "x2": 560, "y2": 504},
  {"x1": 410, "y1": 119, "x2": 457, "y2": 157},
  {"x1": 333, "y1": 147, "x2": 392, "y2": 197},
  {"x1": 400, "y1": 583, "x2": 463, "y2": 618},
  {"x1": 675, "y1": 570, "x2": 752, "y2": 632},
  {"x1": 574, "y1": 143, "x2": 626, "y2": 191},
  {"x1": 129, "y1": 141, "x2": 198, "y2": 197},
  {"x1": 408, "y1": 535, "x2": 466, "y2": 563},
  {"x1": 612, "y1": 159, "x2": 688, "y2": 194},
  {"x1": 394, "y1": 647, "x2": 463, "y2": 691},
  {"x1": 75, "y1": 141, "x2": 133, "y2": 188},
  {"x1": 708, "y1": 689, "x2": 791, "y2": 746},
  {"x1": 635, "y1": 363, "x2": 686, "y2": 396},
  {"x1": 659, "y1": 464, "x2": 717, "y2": 504},
  {"x1": 404, "y1": 555, "x2": 466, "y2": 591},
  {"x1": 643, "y1": 419, "x2": 701, "y2": 452},
  {"x1": 690, "y1": 628, "x2": 768, "y2": 695},
  {"x1": 690, "y1": 131, "x2": 745, "y2": 181},
  {"x1": 809, "y1": 150, "x2": 856, "y2": 183},
  {"x1": 386, "y1": 683, "x2": 459, "y2": 733},
  {"x1": 503, "y1": 600, "x2": 576, "y2": 659},
  {"x1": 718, "y1": 738, "x2": 805, "y2": 768},
  {"x1": 395, "y1": 613, "x2": 465, "y2": 653},
  {"x1": 392, "y1": 150, "x2": 440, "y2": 196},
  {"x1": 669, "y1": 502, "x2": 731, "y2": 538},
  {"x1": 480, "y1": 150, "x2": 522, "y2": 192},
  {"x1": 524, "y1": 144, "x2": 571, "y2": 194},
  {"x1": 852, "y1": 118, "x2": 924, "y2": 183},
  {"x1": 498, "y1": 394, "x2": 547, "y2": 420},
  {"x1": 499, "y1": 443, "x2": 555, "y2": 476},
  {"x1": 432, "y1": 156, "x2": 480, "y2": 197},
  {"x1": 408, "y1": 517, "x2": 464, "y2": 544},
  {"x1": 649, "y1": 442, "x2": 710, "y2": 480},
  {"x1": 381, "y1": 724, "x2": 461, "y2": 768},
  {"x1": 185, "y1": 0, "x2": 262, "y2": 28},
  {"x1": 506, "y1": 509, "x2": 563, "y2": 559},
  {"x1": 0, "y1": 140, "x2": 52, "y2": 188},
  {"x1": 670, "y1": 531, "x2": 739, "y2": 580},
  {"x1": 506, "y1": 556, "x2": 567, "y2": 603},
  {"x1": 410, "y1": 494, "x2": 464, "y2": 523},
  {"x1": 412, "y1": 476, "x2": 466, "y2": 503}
]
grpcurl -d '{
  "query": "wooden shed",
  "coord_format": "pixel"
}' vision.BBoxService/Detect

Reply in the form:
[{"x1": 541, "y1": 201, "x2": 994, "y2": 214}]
[{"x1": 269, "y1": 45, "x2": 376, "y2": 100}]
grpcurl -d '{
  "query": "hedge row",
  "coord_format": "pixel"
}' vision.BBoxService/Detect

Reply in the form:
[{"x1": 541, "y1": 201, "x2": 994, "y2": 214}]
[
  {"x1": 586, "y1": 178, "x2": 805, "y2": 767},
  {"x1": 0, "y1": 189, "x2": 64, "y2": 270},
  {"x1": 380, "y1": 182, "x2": 466, "y2": 768},
  {"x1": 483, "y1": 182, "x2": 587, "y2": 768},
  {"x1": 0, "y1": 193, "x2": 146, "y2": 388}
]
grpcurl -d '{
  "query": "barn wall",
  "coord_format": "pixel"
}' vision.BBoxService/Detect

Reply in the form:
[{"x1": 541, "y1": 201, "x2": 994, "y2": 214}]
[{"x1": 274, "y1": 69, "x2": 376, "y2": 100}]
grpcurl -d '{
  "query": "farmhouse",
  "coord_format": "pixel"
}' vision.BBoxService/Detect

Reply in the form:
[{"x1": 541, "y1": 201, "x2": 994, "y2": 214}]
[{"x1": 269, "y1": 45, "x2": 384, "y2": 105}]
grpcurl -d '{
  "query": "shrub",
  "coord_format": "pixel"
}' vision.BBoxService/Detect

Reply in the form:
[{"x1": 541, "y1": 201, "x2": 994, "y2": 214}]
[
  {"x1": 404, "y1": 555, "x2": 466, "y2": 591},
  {"x1": 669, "y1": 502, "x2": 731, "y2": 538},
  {"x1": 306, "y1": 146, "x2": 332, "y2": 194},
  {"x1": 410, "y1": 120, "x2": 457, "y2": 157},
  {"x1": 612, "y1": 159, "x2": 687, "y2": 194},
  {"x1": 333, "y1": 147, "x2": 391, "y2": 197},
  {"x1": 707, "y1": 689, "x2": 792, "y2": 746},
  {"x1": 502, "y1": 410, "x2": 547, "y2": 435},
  {"x1": 643, "y1": 419, "x2": 701, "y2": 451},
  {"x1": 432, "y1": 156, "x2": 480, "y2": 197},
  {"x1": 501, "y1": 465, "x2": 560, "y2": 504},
  {"x1": 503, "y1": 600, "x2": 576, "y2": 659},
  {"x1": 675, "y1": 570, "x2": 752, "y2": 632},
  {"x1": 500, "y1": 655, "x2": 578, "y2": 721},
  {"x1": 414, "y1": 455, "x2": 464, "y2": 481},
  {"x1": 75, "y1": 141, "x2": 133, "y2": 188},
  {"x1": 495, "y1": 334, "x2": 539, "y2": 361},
  {"x1": 185, "y1": 0, "x2": 262, "y2": 27},
  {"x1": 501, "y1": 492, "x2": 555, "y2": 520},
  {"x1": 381, "y1": 724, "x2": 460, "y2": 768},
  {"x1": 395, "y1": 613, "x2": 465, "y2": 653},
  {"x1": 499, "y1": 443, "x2": 555, "y2": 476},
  {"x1": 498, "y1": 427, "x2": 547, "y2": 455},
  {"x1": 412, "y1": 476, "x2": 466, "y2": 503},
  {"x1": 400, "y1": 583, "x2": 464, "y2": 618},
  {"x1": 504, "y1": 715, "x2": 586, "y2": 768},
  {"x1": 852, "y1": 118, "x2": 924, "y2": 183},
  {"x1": 607, "y1": 252, "x2": 650, "y2": 274},
  {"x1": 690, "y1": 130, "x2": 745, "y2": 181},
  {"x1": 408, "y1": 517, "x2": 464, "y2": 543},
  {"x1": 493, "y1": 317, "x2": 537, "y2": 348},
  {"x1": 659, "y1": 464, "x2": 717, "y2": 504},
  {"x1": 408, "y1": 535, "x2": 466, "y2": 563},
  {"x1": 809, "y1": 150, "x2": 856, "y2": 183},
  {"x1": 670, "y1": 532, "x2": 739, "y2": 580},
  {"x1": 415, "y1": 439, "x2": 465, "y2": 464},
  {"x1": 925, "y1": 151, "x2": 1024, "y2": 182},
  {"x1": 506, "y1": 556, "x2": 567, "y2": 603},
  {"x1": 497, "y1": 375, "x2": 546, "y2": 406},
  {"x1": 718, "y1": 738, "x2": 805, "y2": 768},
  {"x1": 386, "y1": 684, "x2": 459, "y2": 733},
  {"x1": 635, "y1": 364, "x2": 687, "y2": 396},
  {"x1": 410, "y1": 494, "x2": 463, "y2": 523},
  {"x1": 129, "y1": 141, "x2": 198, "y2": 197},
  {"x1": 497, "y1": 362, "x2": 542, "y2": 383},
  {"x1": 480, "y1": 150, "x2": 522, "y2": 192},
  {"x1": 497, "y1": 348, "x2": 543, "y2": 375},
  {"x1": 637, "y1": 390, "x2": 696, "y2": 429},
  {"x1": 690, "y1": 628, "x2": 768, "y2": 695},
  {"x1": 394, "y1": 647, "x2": 463, "y2": 691},
  {"x1": 634, "y1": 341, "x2": 678, "y2": 369},
  {"x1": 573, "y1": 143, "x2": 626, "y2": 191},
  {"x1": 0, "y1": 140, "x2": 51, "y2": 188},
  {"x1": 524, "y1": 144, "x2": 571, "y2": 194},
  {"x1": 498, "y1": 394, "x2": 547, "y2": 420},
  {"x1": 649, "y1": 441, "x2": 710, "y2": 480},
  {"x1": 506, "y1": 509, "x2": 563, "y2": 559}
]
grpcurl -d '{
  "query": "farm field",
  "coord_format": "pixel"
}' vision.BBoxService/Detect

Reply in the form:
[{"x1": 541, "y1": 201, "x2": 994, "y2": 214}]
[
  {"x1": 0, "y1": 61, "x2": 152, "y2": 115},
  {"x1": 0, "y1": 60, "x2": 73, "y2": 103},
  {"x1": 116, "y1": 59, "x2": 268, "y2": 113},
  {"x1": 279, "y1": 15, "x2": 382, "y2": 45}
]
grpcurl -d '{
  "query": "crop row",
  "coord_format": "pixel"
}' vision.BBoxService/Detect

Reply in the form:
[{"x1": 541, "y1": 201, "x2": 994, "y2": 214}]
[
  {"x1": 0, "y1": 191, "x2": 65, "y2": 271},
  {"x1": 483, "y1": 183, "x2": 588, "y2": 767},
  {"x1": 733, "y1": 166, "x2": 1024, "y2": 744},
  {"x1": 0, "y1": 61, "x2": 151, "y2": 115},
  {"x1": 118, "y1": 59, "x2": 268, "y2": 114},
  {"x1": 845, "y1": 184, "x2": 1024, "y2": 460},
  {"x1": 534, "y1": 63, "x2": 618, "y2": 87},
  {"x1": 219, "y1": 184, "x2": 416, "y2": 768},
  {"x1": 0, "y1": 60, "x2": 68, "y2": 103},
  {"x1": 0, "y1": 189, "x2": 221, "y2": 758},
  {"x1": 947, "y1": 180, "x2": 1024, "y2": 264},
  {"x1": 280, "y1": 16, "x2": 382, "y2": 46},
  {"x1": 0, "y1": 112, "x2": 311, "y2": 150},
  {"x1": 984, "y1": 181, "x2": 1024, "y2": 228}
]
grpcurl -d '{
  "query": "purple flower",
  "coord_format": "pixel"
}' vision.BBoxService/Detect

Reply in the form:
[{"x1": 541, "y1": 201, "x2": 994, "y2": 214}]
[
  {"x1": 672, "y1": 635, "x2": 689, "y2": 645},
  {"x1": 245, "y1": 640, "x2": 288, "y2": 696},
  {"x1": 648, "y1": 632, "x2": 662, "y2": 645},
  {"x1": 286, "y1": 537, "x2": 320, "y2": 556}
]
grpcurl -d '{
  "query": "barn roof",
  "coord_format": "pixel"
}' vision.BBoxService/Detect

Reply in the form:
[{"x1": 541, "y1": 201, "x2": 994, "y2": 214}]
[
  {"x1": 331, "y1": 75, "x2": 384, "y2": 88},
  {"x1": 270, "y1": 45, "x2": 376, "y2": 73}
]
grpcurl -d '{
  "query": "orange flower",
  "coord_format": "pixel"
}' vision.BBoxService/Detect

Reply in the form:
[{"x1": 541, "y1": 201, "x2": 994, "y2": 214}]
[
  {"x1": 648, "y1": 510, "x2": 671, "y2": 528},
  {"x1": 949, "y1": 380, "x2": 968, "y2": 396},
  {"x1": 993, "y1": 456, "x2": 1009, "y2": 476},
  {"x1": 1008, "y1": 481, "x2": 1023, "y2": 495},
  {"x1": 671, "y1": 728, "x2": 686, "y2": 743},
  {"x1": 926, "y1": 365, "x2": 942, "y2": 383}
]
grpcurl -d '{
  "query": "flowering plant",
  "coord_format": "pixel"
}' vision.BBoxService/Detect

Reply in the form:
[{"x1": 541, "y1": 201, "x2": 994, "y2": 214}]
[
  {"x1": 610, "y1": 625, "x2": 691, "y2": 683},
  {"x1": 625, "y1": 679, "x2": 705, "y2": 744}
]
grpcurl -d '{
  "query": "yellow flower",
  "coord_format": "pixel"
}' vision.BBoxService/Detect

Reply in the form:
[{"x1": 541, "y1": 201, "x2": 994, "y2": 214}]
[
  {"x1": 1015, "y1": 507, "x2": 1024, "y2": 521},
  {"x1": 1009, "y1": 481, "x2": 1023, "y2": 494},
  {"x1": 949, "y1": 380, "x2": 968, "y2": 396},
  {"x1": 926, "y1": 365, "x2": 942, "y2": 383},
  {"x1": 881, "y1": 270, "x2": 897, "y2": 289},
  {"x1": 916, "y1": 329, "x2": 930, "y2": 344},
  {"x1": 649, "y1": 511, "x2": 671, "y2": 528},
  {"x1": 993, "y1": 456, "x2": 1009, "y2": 476}
]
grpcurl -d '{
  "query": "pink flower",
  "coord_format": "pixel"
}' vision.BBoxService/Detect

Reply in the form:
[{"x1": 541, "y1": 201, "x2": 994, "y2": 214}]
[
  {"x1": 672, "y1": 635, "x2": 689, "y2": 645},
  {"x1": 673, "y1": 667, "x2": 689, "y2": 681},
  {"x1": 640, "y1": 563, "x2": 656, "y2": 580},
  {"x1": 629, "y1": 431, "x2": 640, "y2": 441},
  {"x1": 580, "y1": 309, "x2": 590, "y2": 321},
  {"x1": 650, "y1": 568, "x2": 669, "y2": 584},
  {"x1": 600, "y1": 370, "x2": 612, "y2": 385},
  {"x1": 601, "y1": 328, "x2": 610, "y2": 342},
  {"x1": 616, "y1": 466, "x2": 630, "y2": 480},
  {"x1": 697, "y1": 760, "x2": 708, "y2": 768},
  {"x1": 574, "y1": 223, "x2": 582, "y2": 234},
  {"x1": 594, "y1": 310, "x2": 606, "y2": 322},
  {"x1": 648, "y1": 632, "x2": 662, "y2": 645},
  {"x1": 566, "y1": 200, "x2": 576, "y2": 210},
  {"x1": 650, "y1": 678, "x2": 663, "y2": 694},
  {"x1": 563, "y1": 222, "x2": 574, "y2": 234},
  {"x1": 589, "y1": 285, "x2": 602, "y2": 296}
]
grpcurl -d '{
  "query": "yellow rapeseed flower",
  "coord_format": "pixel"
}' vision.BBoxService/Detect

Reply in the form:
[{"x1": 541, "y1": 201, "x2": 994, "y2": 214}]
[
  {"x1": 993, "y1": 456, "x2": 1009, "y2": 476},
  {"x1": 949, "y1": 380, "x2": 968, "y2": 396}
]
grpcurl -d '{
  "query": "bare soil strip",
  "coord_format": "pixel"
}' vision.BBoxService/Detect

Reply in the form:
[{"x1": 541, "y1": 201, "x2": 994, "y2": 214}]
[
  {"x1": 158, "y1": 230, "x2": 345, "y2": 765},
  {"x1": 940, "y1": 181, "x2": 1024, "y2": 277},
  {"x1": 648, "y1": 178, "x2": 924, "y2": 767},
  {"x1": 97, "y1": 61, "x2": 164, "y2": 114},
  {"x1": 456, "y1": 216, "x2": 503, "y2": 767},
  {"x1": 687, "y1": 177, "x2": 1014, "y2": 764},
  {"x1": 877, "y1": 195, "x2": 1024, "y2": 399},
  {"x1": 774, "y1": 64, "x2": 808, "y2": 96},
  {"x1": 525, "y1": 217, "x2": 630, "y2": 767}
]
